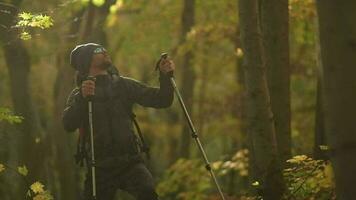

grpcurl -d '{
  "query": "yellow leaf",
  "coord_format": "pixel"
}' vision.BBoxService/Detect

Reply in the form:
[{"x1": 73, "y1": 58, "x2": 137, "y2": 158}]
[
  {"x1": 0, "y1": 164, "x2": 5, "y2": 173},
  {"x1": 286, "y1": 155, "x2": 308, "y2": 164},
  {"x1": 20, "y1": 32, "x2": 32, "y2": 40},
  {"x1": 252, "y1": 181, "x2": 260, "y2": 186},
  {"x1": 18, "y1": 165, "x2": 28, "y2": 176},
  {"x1": 211, "y1": 161, "x2": 223, "y2": 170},
  {"x1": 239, "y1": 169, "x2": 248, "y2": 177},
  {"x1": 116, "y1": 0, "x2": 124, "y2": 8},
  {"x1": 319, "y1": 145, "x2": 329, "y2": 151},
  {"x1": 235, "y1": 48, "x2": 243, "y2": 57},
  {"x1": 33, "y1": 191, "x2": 53, "y2": 200},
  {"x1": 30, "y1": 181, "x2": 45, "y2": 194}
]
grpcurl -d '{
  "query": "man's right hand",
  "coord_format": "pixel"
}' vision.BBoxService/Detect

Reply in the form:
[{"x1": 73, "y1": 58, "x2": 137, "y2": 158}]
[{"x1": 81, "y1": 79, "x2": 95, "y2": 98}]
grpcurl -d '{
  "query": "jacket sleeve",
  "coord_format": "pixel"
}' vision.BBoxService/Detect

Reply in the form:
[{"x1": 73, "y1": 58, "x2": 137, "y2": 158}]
[
  {"x1": 62, "y1": 88, "x2": 87, "y2": 132},
  {"x1": 122, "y1": 73, "x2": 174, "y2": 108}
]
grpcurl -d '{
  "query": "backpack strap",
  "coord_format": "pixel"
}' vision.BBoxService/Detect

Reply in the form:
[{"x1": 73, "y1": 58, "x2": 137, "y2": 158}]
[
  {"x1": 131, "y1": 112, "x2": 151, "y2": 159},
  {"x1": 74, "y1": 127, "x2": 89, "y2": 167}
]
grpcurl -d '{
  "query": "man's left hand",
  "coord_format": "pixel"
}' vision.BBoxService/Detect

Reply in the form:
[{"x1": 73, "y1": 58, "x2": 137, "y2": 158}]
[{"x1": 159, "y1": 58, "x2": 175, "y2": 75}]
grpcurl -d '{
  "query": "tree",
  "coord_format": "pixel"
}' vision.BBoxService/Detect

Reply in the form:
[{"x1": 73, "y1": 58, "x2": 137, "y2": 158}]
[
  {"x1": 0, "y1": 0, "x2": 47, "y2": 185},
  {"x1": 316, "y1": 0, "x2": 356, "y2": 199},
  {"x1": 179, "y1": 0, "x2": 196, "y2": 158},
  {"x1": 313, "y1": 74, "x2": 328, "y2": 160},
  {"x1": 313, "y1": 25, "x2": 327, "y2": 160},
  {"x1": 259, "y1": 0, "x2": 291, "y2": 163},
  {"x1": 51, "y1": 8, "x2": 84, "y2": 200},
  {"x1": 238, "y1": 0, "x2": 284, "y2": 199}
]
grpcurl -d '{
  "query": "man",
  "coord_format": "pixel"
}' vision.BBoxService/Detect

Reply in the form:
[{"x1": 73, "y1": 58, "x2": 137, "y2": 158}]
[{"x1": 62, "y1": 43, "x2": 175, "y2": 200}]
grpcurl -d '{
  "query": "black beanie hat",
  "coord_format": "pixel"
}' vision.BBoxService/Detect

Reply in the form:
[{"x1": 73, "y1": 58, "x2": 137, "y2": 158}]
[{"x1": 70, "y1": 43, "x2": 103, "y2": 74}]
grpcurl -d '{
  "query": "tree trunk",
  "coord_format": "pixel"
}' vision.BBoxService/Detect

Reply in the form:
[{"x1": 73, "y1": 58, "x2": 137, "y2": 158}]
[
  {"x1": 0, "y1": 13, "x2": 21, "y2": 197},
  {"x1": 52, "y1": 9, "x2": 85, "y2": 200},
  {"x1": 179, "y1": 0, "x2": 196, "y2": 158},
  {"x1": 313, "y1": 20, "x2": 327, "y2": 160},
  {"x1": 238, "y1": 0, "x2": 284, "y2": 199},
  {"x1": 316, "y1": 1, "x2": 356, "y2": 199},
  {"x1": 197, "y1": 56, "x2": 208, "y2": 137},
  {"x1": 0, "y1": 1, "x2": 46, "y2": 184},
  {"x1": 259, "y1": 0, "x2": 291, "y2": 163},
  {"x1": 234, "y1": 37, "x2": 250, "y2": 195},
  {"x1": 313, "y1": 75, "x2": 328, "y2": 160}
]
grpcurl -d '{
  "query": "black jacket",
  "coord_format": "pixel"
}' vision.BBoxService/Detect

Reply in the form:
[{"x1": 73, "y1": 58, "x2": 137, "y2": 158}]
[{"x1": 62, "y1": 74, "x2": 173, "y2": 166}]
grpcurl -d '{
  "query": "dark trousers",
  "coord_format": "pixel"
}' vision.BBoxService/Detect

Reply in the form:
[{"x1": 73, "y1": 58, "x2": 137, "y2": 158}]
[{"x1": 82, "y1": 163, "x2": 158, "y2": 200}]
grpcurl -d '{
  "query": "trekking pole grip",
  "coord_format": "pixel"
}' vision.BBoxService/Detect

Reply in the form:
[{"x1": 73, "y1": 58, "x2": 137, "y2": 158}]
[{"x1": 86, "y1": 76, "x2": 96, "y2": 101}]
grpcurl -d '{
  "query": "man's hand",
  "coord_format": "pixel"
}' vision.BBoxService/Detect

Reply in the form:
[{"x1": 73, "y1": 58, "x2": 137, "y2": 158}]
[
  {"x1": 81, "y1": 79, "x2": 95, "y2": 98},
  {"x1": 159, "y1": 58, "x2": 175, "y2": 75}
]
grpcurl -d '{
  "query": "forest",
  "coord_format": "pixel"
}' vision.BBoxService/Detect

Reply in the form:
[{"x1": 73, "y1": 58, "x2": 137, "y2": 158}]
[{"x1": 0, "y1": 0, "x2": 355, "y2": 199}]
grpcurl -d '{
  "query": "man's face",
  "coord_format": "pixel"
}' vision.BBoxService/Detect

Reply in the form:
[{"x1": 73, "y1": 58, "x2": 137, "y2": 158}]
[{"x1": 91, "y1": 47, "x2": 112, "y2": 70}]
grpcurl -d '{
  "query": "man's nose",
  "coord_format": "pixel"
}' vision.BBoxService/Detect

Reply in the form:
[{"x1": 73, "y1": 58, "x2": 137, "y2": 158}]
[{"x1": 104, "y1": 53, "x2": 111, "y2": 60}]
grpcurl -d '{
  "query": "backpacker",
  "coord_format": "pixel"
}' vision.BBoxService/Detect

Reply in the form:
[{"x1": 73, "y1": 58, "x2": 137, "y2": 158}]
[{"x1": 74, "y1": 67, "x2": 150, "y2": 167}]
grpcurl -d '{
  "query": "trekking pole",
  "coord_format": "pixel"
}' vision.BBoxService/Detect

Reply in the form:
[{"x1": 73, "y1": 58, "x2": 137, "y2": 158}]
[
  {"x1": 87, "y1": 76, "x2": 97, "y2": 200},
  {"x1": 157, "y1": 53, "x2": 226, "y2": 200}
]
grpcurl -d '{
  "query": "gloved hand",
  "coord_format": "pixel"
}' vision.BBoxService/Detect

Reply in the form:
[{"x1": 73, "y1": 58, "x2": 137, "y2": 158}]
[
  {"x1": 81, "y1": 77, "x2": 96, "y2": 98},
  {"x1": 159, "y1": 57, "x2": 175, "y2": 75},
  {"x1": 156, "y1": 53, "x2": 175, "y2": 77}
]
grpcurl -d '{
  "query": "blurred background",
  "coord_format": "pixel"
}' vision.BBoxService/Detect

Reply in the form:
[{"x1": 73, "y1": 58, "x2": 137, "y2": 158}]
[{"x1": 0, "y1": 0, "x2": 339, "y2": 199}]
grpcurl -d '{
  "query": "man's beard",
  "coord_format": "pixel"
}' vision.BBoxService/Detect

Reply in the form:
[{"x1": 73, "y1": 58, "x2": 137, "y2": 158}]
[{"x1": 99, "y1": 60, "x2": 112, "y2": 70}]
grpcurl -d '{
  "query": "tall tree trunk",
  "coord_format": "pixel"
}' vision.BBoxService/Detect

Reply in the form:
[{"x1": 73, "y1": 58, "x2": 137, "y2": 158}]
[
  {"x1": 0, "y1": 14, "x2": 21, "y2": 198},
  {"x1": 52, "y1": 9, "x2": 85, "y2": 200},
  {"x1": 313, "y1": 75, "x2": 327, "y2": 160},
  {"x1": 234, "y1": 37, "x2": 249, "y2": 194},
  {"x1": 197, "y1": 58, "x2": 208, "y2": 137},
  {"x1": 316, "y1": 1, "x2": 356, "y2": 199},
  {"x1": 313, "y1": 20, "x2": 327, "y2": 160},
  {"x1": 179, "y1": 0, "x2": 196, "y2": 158},
  {"x1": 0, "y1": 9, "x2": 21, "y2": 199},
  {"x1": 0, "y1": 1, "x2": 46, "y2": 184},
  {"x1": 259, "y1": 0, "x2": 291, "y2": 163},
  {"x1": 238, "y1": 0, "x2": 284, "y2": 199}
]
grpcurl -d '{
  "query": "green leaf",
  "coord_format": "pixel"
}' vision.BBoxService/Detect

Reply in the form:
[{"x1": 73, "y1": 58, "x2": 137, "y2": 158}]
[
  {"x1": 0, "y1": 164, "x2": 5, "y2": 173},
  {"x1": 18, "y1": 12, "x2": 33, "y2": 20},
  {"x1": 26, "y1": 190, "x2": 32, "y2": 197},
  {"x1": 20, "y1": 32, "x2": 32, "y2": 40},
  {"x1": 18, "y1": 165, "x2": 28, "y2": 176},
  {"x1": 109, "y1": 4, "x2": 118, "y2": 14},
  {"x1": 92, "y1": 0, "x2": 105, "y2": 7},
  {"x1": 81, "y1": 0, "x2": 90, "y2": 5},
  {"x1": 16, "y1": 13, "x2": 54, "y2": 30},
  {"x1": 0, "y1": 107, "x2": 23, "y2": 123}
]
